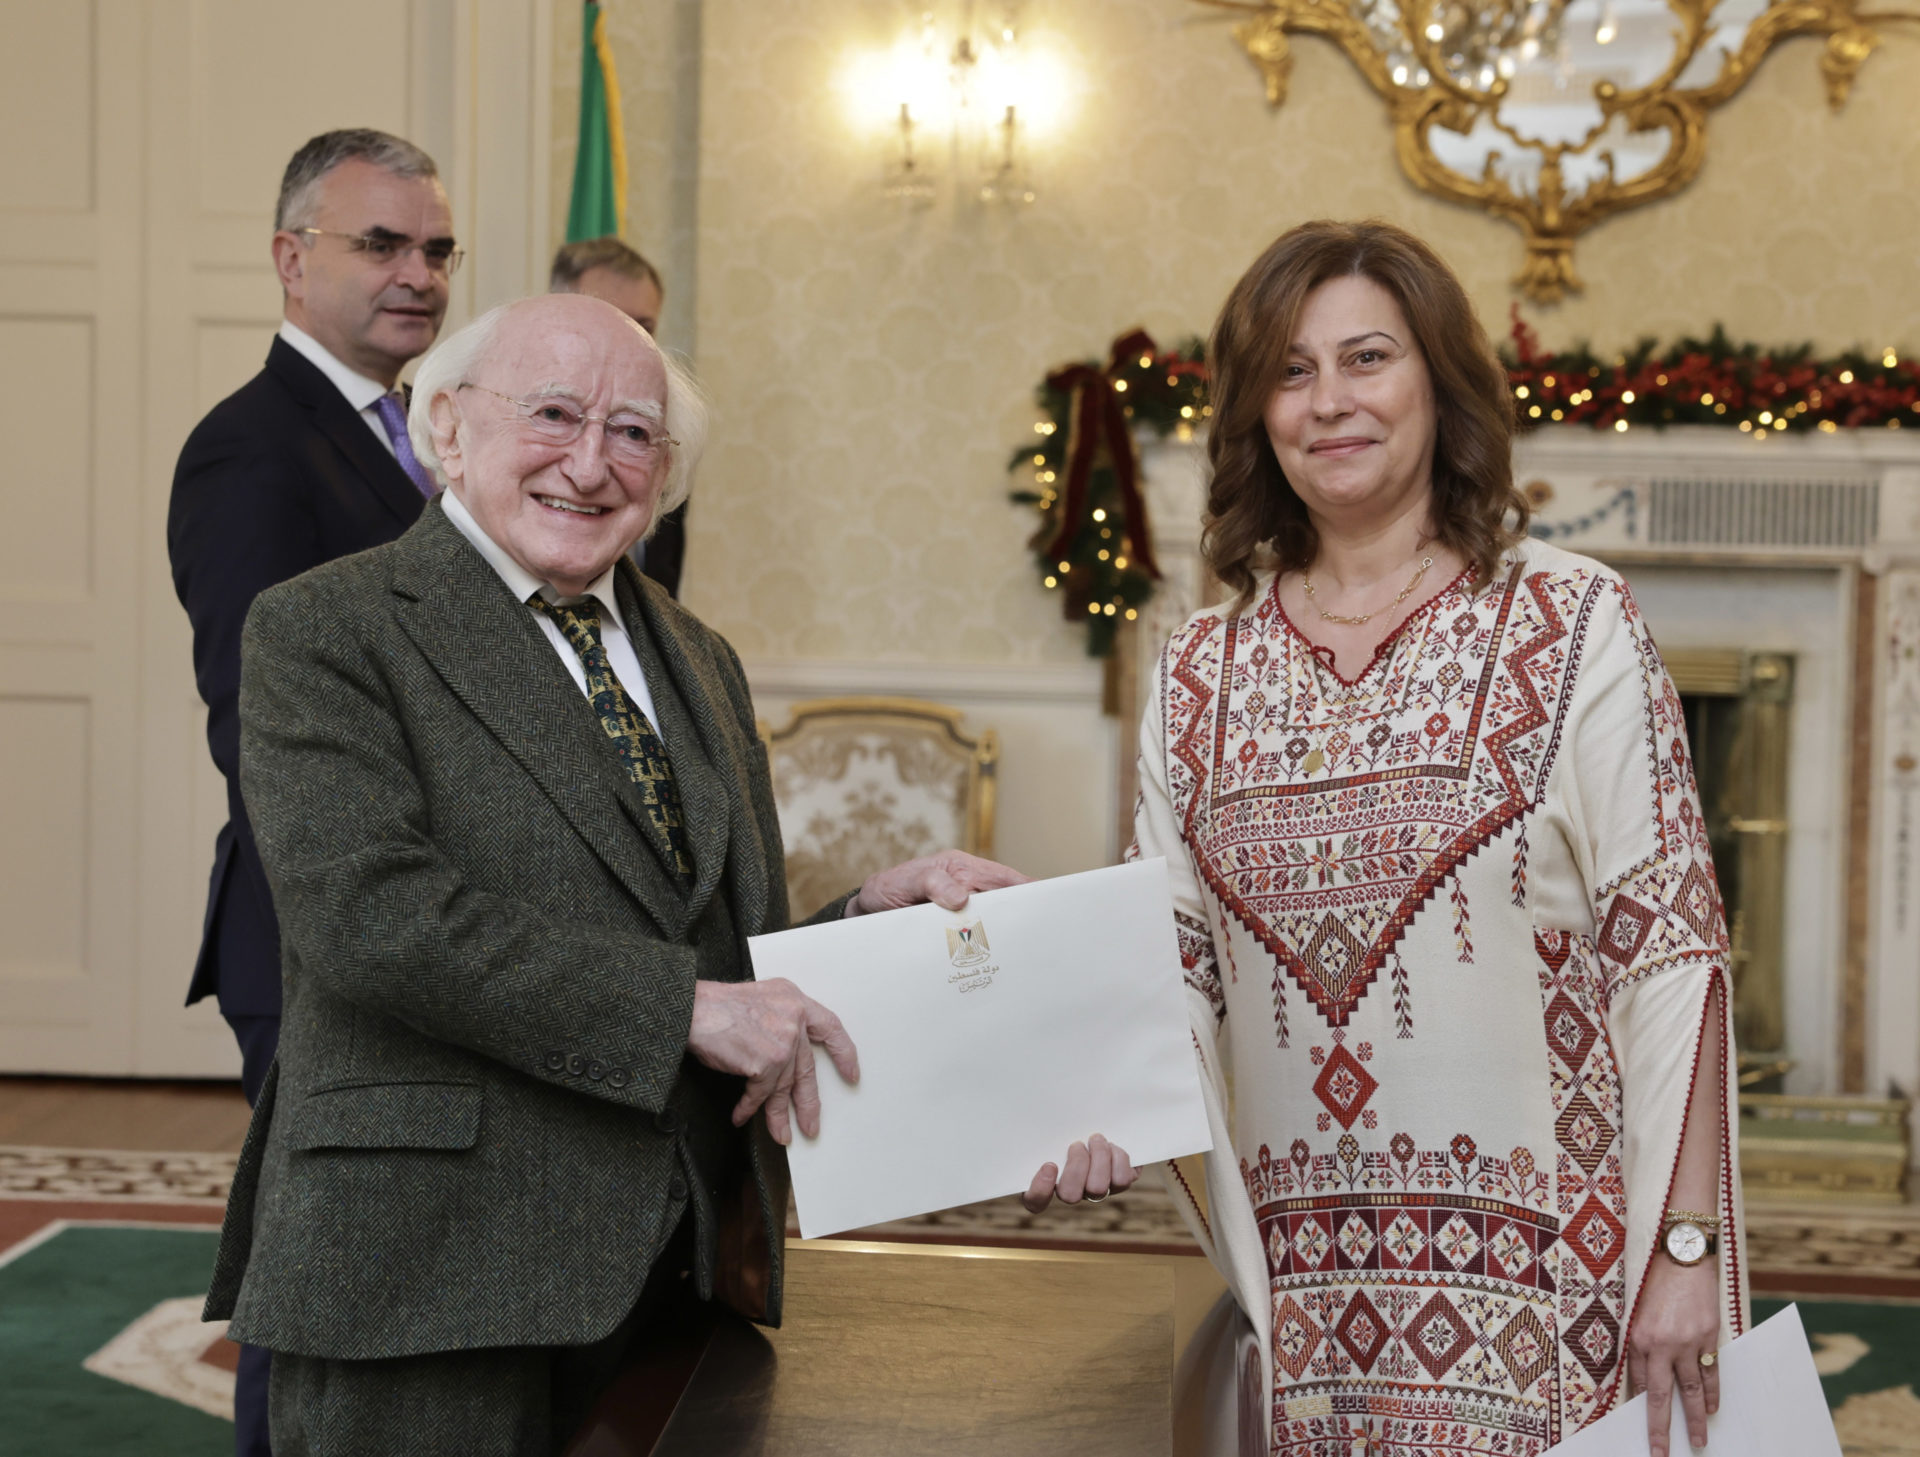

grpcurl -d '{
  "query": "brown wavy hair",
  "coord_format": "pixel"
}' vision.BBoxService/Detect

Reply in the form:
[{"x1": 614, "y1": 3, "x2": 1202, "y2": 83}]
[{"x1": 1203, "y1": 219, "x2": 1528, "y2": 608}]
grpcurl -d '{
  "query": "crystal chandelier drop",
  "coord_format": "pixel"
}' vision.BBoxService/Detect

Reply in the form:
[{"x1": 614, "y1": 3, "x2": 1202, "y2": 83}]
[{"x1": 1363, "y1": 0, "x2": 1574, "y2": 92}]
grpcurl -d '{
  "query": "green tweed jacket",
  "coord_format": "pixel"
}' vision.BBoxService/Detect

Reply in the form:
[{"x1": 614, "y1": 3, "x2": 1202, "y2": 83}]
[{"x1": 204, "y1": 501, "x2": 841, "y2": 1360}]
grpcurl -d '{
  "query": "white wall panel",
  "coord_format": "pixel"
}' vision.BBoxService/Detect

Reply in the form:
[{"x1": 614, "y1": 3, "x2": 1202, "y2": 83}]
[
  {"x1": 0, "y1": 316, "x2": 95, "y2": 601},
  {"x1": 192, "y1": 0, "x2": 414, "y2": 219},
  {"x1": 0, "y1": 697, "x2": 90, "y2": 984},
  {"x1": 194, "y1": 320, "x2": 277, "y2": 417},
  {"x1": 0, "y1": 2, "x2": 95, "y2": 214}
]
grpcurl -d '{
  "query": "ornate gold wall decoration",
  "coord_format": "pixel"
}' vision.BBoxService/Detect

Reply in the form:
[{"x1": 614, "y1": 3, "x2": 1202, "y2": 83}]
[{"x1": 1200, "y1": 0, "x2": 1919, "y2": 302}]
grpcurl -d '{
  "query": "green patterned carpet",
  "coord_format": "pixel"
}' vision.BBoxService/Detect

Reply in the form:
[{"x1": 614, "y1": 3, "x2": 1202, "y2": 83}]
[
  {"x1": 0, "y1": 1223, "x2": 229, "y2": 1455},
  {"x1": 1756, "y1": 1296, "x2": 1920, "y2": 1455}
]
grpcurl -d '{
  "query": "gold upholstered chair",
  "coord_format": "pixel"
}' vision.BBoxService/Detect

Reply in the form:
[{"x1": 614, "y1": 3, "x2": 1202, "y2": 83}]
[{"x1": 758, "y1": 697, "x2": 999, "y2": 916}]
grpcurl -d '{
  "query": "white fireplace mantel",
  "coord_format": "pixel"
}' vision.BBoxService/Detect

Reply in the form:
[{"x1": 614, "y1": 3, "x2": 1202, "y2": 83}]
[{"x1": 1134, "y1": 426, "x2": 1920, "y2": 1108}]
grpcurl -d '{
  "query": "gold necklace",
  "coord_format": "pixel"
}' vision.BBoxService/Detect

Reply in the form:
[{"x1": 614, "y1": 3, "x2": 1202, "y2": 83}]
[{"x1": 1303, "y1": 553, "x2": 1436, "y2": 627}]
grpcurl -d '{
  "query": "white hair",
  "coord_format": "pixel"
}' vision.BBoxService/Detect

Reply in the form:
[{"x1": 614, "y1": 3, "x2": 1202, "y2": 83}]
[{"x1": 407, "y1": 300, "x2": 709, "y2": 530}]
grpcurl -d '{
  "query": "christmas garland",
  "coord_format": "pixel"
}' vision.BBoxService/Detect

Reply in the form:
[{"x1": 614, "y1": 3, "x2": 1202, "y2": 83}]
[
  {"x1": 1007, "y1": 329, "x2": 1208, "y2": 657},
  {"x1": 1502, "y1": 310, "x2": 1920, "y2": 436},
  {"x1": 1012, "y1": 321, "x2": 1919, "y2": 655}
]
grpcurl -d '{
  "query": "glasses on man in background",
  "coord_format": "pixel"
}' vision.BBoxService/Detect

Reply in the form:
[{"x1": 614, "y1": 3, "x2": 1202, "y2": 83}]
[{"x1": 294, "y1": 227, "x2": 465, "y2": 276}]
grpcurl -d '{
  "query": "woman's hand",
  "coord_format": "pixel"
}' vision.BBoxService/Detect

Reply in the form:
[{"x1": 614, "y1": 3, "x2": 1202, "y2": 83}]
[
  {"x1": 1629, "y1": 1255, "x2": 1721, "y2": 1455},
  {"x1": 1021, "y1": 1134, "x2": 1138, "y2": 1213},
  {"x1": 844, "y1": 850, "x2": 1029, "y2": 917}
]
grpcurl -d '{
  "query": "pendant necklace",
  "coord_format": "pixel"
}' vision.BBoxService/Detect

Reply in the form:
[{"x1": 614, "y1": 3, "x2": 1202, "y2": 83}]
[{"x1": 1303, "y1": 552, "x2": 1436, "y2": 627}]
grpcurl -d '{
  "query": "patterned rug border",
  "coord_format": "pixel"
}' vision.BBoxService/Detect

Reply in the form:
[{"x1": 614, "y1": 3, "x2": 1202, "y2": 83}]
[
  {"x1": 0, "y1": 1147, "x2": 235, "y2": 1207},
  {"x1": 9, "y1": 1144, "x2": 1920, "y2": 1283}
]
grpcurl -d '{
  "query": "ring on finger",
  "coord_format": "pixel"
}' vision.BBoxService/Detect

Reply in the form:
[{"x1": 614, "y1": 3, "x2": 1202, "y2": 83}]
[
  {"x1": 1083, "y1": 1188, "x2": 1110, "y2": 1204},
  {"x1": 1697, "y1": 1350, "x2": 1717, "y2": 1369}
]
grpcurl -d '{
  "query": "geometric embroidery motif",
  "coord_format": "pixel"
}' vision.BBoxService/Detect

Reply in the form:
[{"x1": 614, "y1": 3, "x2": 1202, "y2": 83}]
[
  {"x1": 1272, "y1": 1294, "x2": 1323, "y2": 1381},
  {"x1": 1494, "y1": 1305, "x2": 1556, "y2": 1390},
  {"x1": 1544, "y1": 990, "x2": 1598, "y2": 1072},
  {"x1": 1381, "y1": 1213, "x2": 1428, "y2": 1267},
  {"x1": 1596, "y1": 894, "x2": 1656, "y2": 967},
  {"x1": 1433, "y1": 1214, "x2": 1483, "y2": 1271},
  {"x1": 1406, "y1": 1291, "x2": 1476, "y2": 1378},
  {"x1": 1563, "y1": 1195, "x2": 1627, "y2": 1280},
  {"x1": 1165, "y1": 565, "x2": 1577, "y2": 1035},
  {"x1": 1673, "y1": 861, "x2": 1722, "y2": 945},
  {"x1": 1485, "y1": 1220, "x2": 1535, "y2": 1280},
  {"x1": 1333, "y1": 1289, "x2": 1392, "y2": 1374},
  {"x1": 1554, "y1": 1092, "x2": 1618, "y2": 1176},
  {"x1": 1303, "y1": 914, "x2": 1370, "y2": 1003},
  {"x1": 1292, "y1": 1217, "x2": 1333, "y2": 1269},
  {"x1": 1565, "y1": 1300, "x2": 1623, "y2": 1384},
  {"x1": 1312, "y1": 1043, "x2": 1379, "y2": 1131},
  {"x1": 1337, "y1": 1213, "x2": 1378, "y2": 1265}
]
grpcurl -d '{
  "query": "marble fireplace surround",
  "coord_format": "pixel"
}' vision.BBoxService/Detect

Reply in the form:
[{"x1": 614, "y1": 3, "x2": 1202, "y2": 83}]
[{"x1": 1133, "y1": 426, "x2": 1920, "y2": 1107}]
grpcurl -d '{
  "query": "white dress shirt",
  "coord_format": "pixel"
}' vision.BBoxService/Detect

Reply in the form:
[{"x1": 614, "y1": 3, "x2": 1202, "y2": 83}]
[
  {"x1": 278, "y1": 320, "x2": 401, "y2": 457},
  {"x1": 440, "y1": 489, "x2": 664, "y2": 734}
]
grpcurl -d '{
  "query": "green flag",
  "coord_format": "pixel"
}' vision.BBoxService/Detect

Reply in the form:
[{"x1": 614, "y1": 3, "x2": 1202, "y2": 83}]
[{"x1": 566, "y1": 1, "x2": 627, "y2": 241}]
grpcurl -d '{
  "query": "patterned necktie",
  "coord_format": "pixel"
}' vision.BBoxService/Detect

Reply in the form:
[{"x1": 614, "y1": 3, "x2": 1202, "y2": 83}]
[
  {"x1": 529, "y1": 594, "x2": 695, "y2": 889},
  {"x1": 371, "y1": 392, "x2": 437, "y2": 497}
]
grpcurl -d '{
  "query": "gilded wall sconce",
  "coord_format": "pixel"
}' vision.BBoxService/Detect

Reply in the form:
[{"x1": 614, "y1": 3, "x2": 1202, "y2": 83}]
[{"x1": 1199, "y1": 0, "x2": 1919, "y2": 301}]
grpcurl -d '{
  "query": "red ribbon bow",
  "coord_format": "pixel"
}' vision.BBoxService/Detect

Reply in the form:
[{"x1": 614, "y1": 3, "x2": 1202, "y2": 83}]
[{"x1": 1042, "y1": 329, "x2": 1164, "y2": 582}]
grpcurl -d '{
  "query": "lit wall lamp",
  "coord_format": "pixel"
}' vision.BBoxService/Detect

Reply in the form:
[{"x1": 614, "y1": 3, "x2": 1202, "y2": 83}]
[{"x1": 845, "y1": 4, "x2": 1061, "y2": 207}]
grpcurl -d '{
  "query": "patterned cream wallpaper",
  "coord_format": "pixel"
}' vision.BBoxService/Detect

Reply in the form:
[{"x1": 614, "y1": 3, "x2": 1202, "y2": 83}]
[{"x1": 559, "y1": 0, "x2": 1920, "y2": 665}]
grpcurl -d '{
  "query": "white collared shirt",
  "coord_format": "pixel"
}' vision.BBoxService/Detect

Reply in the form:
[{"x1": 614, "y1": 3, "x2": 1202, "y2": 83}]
[
  {"x1": 277, "y1": 320, "x2": 401, "y2": 458},
  {"x1": 440, "y1": 489, "x2": 662, "y2": 733}
]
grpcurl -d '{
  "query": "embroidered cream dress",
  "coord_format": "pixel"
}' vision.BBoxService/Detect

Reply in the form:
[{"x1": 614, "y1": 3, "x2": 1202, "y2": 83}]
[{"x1": 1139, "y1": 539, "x2": 1747, "y2": 1456}]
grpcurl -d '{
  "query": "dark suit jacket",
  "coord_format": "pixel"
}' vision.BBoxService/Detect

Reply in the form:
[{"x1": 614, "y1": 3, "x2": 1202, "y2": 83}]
[
  {"x1": 206, "y1": 502, "x2": 840, "y2": 1359},
  {"x1": 168, "y1": 336, "x2": 427, "y2": 1015},
  {"x1": 639, "y1": 501, "x2": 688, "y2": 599}
]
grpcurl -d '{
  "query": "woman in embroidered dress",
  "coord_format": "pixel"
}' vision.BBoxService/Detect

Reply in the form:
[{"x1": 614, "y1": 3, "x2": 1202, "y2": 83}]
[{"x1": 1029, "y1": 221, "x2": 1744, "y2": 1457}]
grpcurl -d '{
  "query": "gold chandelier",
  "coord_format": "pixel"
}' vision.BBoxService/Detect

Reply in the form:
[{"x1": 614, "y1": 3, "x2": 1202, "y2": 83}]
[{"x1": 1201, "y1": 0, "x2": 1919, "y2": 302}]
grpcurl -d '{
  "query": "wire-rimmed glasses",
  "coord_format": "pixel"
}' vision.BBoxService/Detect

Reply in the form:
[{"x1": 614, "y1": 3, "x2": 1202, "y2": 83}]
[
  {"x1": 293, "y1": 227, "x2": 465, "y2": 276},
  {"x1": 458, "y1": 384, "x2": 677, "y2": 466}
]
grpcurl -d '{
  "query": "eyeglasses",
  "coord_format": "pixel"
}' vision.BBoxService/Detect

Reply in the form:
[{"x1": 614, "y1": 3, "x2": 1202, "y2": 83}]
[
  {"x1": 294, "y1": 227, "x2": 465, "y2": 276},
  {"x1": 459, "y1": 385, "x2": 677, "y2": 465}
]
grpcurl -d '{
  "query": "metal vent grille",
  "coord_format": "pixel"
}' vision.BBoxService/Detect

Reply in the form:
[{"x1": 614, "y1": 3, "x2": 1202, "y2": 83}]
[{"x1": 1644, "y1": 477, "x2": 1879, "y2": 548}]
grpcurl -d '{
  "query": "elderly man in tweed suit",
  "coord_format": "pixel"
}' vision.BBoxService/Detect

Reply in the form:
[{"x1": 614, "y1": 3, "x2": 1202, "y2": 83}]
[{"x1": 203, "y1": 292, "x2": 1020, "y2": 1455}]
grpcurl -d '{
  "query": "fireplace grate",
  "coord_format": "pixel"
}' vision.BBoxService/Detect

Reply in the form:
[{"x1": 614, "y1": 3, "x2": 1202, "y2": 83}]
[{"x1": 1644, "y1": 477, "x2": 1879, "y2": 548}]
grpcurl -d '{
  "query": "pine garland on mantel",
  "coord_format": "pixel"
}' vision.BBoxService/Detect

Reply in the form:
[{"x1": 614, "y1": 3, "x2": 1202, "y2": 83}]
[
  {"x1": 1012, "y1": 321, "x2": 1920, "y2": 656},
  {"x1": 1502, "y1": 309, "x2": 1920, "y2": 436}
]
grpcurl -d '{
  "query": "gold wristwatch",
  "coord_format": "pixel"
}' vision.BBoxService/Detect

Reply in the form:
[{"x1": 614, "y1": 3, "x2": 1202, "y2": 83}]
[{"x1": 1659, "y1": 1209, "x2": 1720, "y2": 1267}]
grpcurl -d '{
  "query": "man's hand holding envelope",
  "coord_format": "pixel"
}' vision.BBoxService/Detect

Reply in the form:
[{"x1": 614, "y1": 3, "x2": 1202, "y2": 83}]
[{"x1": 694, "y1": 850, "x2": 1026, "y2": 1145}]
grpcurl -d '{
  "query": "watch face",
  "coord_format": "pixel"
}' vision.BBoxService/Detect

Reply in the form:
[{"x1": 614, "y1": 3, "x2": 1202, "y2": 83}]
[{"x1": 1665, "y1": 1221, "x2": 1709, "y2": 1264}]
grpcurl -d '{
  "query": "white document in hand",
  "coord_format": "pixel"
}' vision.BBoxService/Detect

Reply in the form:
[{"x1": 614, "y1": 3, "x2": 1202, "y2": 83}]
[
  {"x1": 1542, "y1": 1304, "x2": 1839, "y2": 1456},
  {"x1": 747, "y1": 857, "x2": 1213, "y2": 1238}
]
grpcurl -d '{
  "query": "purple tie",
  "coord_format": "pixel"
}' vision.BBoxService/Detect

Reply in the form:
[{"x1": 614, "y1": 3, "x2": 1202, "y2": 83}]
[{"x1": 372, "y1": 393, "x2": 436, "y2": 497}]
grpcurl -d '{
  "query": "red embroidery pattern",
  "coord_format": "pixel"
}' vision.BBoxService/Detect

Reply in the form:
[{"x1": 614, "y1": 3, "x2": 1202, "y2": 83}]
[
  {"x1": 1535, "y1": 929, "x2": 1629, "y2": 1440},
  {"x1": 1159, "y1": 567, "x2": 1582, "y2": 1030},
  {"x1": 1145, "y1": 550, "x2": 1731, "y2": 1457}
]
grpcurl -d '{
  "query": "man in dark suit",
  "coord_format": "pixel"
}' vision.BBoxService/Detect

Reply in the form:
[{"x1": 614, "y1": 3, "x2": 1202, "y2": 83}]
[
  {"x1": 169, "y1": 127, "x2": 455, "y2": 1456},
  {"x1": 204, "y1": 293, "x2": 1018, "y2": 1454},
  {"x1": 549, "y1": 236, "x2": 687, "y2": 597}
]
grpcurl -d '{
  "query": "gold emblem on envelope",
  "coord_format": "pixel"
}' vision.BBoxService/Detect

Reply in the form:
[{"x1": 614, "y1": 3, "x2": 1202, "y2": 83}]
[{"x1": 946, "y1": 921, "x2": 992, "y2": 968}]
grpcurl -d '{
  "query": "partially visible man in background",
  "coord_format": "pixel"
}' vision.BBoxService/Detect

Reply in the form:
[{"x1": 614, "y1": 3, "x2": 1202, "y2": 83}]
[
  {"x1": 551, "y1": 236, "x2": 687, "y2": 596},
  {"x1": 167, "y1": 126, "x2": 457, "y2": 1457}
]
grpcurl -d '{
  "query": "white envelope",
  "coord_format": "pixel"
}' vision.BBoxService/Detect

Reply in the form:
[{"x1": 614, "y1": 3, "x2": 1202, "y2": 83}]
[
  {"x1": 747, "y1": 857, "x2": 1214, "y2": 1238},
  {"x1": 1543, "y1": 1305, "x2": 1839, "y2": 1456}
]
